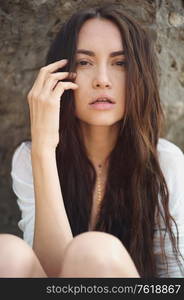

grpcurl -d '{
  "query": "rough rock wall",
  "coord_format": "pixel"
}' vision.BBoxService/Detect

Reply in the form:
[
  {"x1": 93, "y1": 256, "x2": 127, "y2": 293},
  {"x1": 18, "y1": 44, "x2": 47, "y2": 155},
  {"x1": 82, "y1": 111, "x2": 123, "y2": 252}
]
[{"x1": 0, "y1": 0, "x2": 184, "y2": 236}]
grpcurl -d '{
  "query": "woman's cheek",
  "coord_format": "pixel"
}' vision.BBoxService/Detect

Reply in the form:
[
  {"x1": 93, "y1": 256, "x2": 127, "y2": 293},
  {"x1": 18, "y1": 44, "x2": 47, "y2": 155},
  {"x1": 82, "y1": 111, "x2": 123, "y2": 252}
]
[{"x1": 76, "y1": 71, "x2": 91, "y2": 85}]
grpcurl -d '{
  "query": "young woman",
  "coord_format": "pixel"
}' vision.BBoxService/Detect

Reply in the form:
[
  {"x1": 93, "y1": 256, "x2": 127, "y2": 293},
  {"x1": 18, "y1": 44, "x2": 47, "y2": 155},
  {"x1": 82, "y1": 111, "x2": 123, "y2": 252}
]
[{"x1": 11, "y1": 3, "x2": 184, "y2": 278}]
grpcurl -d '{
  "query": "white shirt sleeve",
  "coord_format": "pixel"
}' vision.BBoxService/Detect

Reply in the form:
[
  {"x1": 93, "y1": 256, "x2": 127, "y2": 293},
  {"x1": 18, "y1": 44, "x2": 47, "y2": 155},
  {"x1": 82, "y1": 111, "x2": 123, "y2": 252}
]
[
  {"x1": 11, "y1": 141, "x2": 34, "y2": 247},
  {"x1": 155, "y1": 138, "x2": 184, "y2": 277}
]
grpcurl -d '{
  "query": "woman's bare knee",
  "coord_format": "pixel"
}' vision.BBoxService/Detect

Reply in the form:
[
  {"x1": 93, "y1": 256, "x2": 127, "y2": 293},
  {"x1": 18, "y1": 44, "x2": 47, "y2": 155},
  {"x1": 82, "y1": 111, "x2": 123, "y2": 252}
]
[
  {"x1": 0, "y1": 234, "x2": 46, "y2": 277},
  {"x1": 60, "y1": 231, "x2": 140, "y2": 277}
]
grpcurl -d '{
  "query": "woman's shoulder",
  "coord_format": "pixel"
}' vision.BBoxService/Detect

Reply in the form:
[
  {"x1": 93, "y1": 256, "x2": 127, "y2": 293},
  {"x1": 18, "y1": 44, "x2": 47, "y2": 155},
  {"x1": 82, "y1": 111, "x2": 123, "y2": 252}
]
[
  {"x1": 12, "y1": 141, "x2": 32, "y2": 168},
  {"x1": 157, "y1": 137, "x2": 184, "y2": 175},
  {"x1": 157, "y1": 138, "x2": 184, "y2": 170},
  {"x1": 11, "y1": 141, "x2": 33, "y2": 184},
  {"x1": 157, "y1": 138, "x2": 184, "y2": 220},
  {"x1": 157, "y1": 138, "x2": 184, "y2": 157},
  {"x1": 15, "y1": 140, "x2": 31, "y2": 151}
]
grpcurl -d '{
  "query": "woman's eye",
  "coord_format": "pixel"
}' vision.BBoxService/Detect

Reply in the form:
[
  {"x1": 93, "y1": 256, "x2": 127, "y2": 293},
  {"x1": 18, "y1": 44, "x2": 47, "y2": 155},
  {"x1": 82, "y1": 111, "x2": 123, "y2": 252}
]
[
  {"x1": 76, "y1": 60, "x2": 90, "y2": 66},
  {"x1": 76, "y1": 60, "x2": 127, "y2": 67},
  {"x1": 115, "y1": 61, "x2": 127, "y2": 66}
]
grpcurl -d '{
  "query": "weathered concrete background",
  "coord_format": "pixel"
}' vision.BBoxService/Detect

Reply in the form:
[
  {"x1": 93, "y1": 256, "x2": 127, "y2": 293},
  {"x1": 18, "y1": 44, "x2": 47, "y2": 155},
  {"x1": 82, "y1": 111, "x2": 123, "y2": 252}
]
[{"x1": 0, "y1": 0, "x2": 184, "y2": 237}]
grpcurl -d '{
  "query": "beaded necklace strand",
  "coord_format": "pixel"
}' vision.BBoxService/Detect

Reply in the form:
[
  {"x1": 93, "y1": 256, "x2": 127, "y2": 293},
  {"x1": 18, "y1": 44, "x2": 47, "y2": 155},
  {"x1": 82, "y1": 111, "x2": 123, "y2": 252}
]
[{"x1": 96, "y1": 164, "x2": 103, "y2": 207}]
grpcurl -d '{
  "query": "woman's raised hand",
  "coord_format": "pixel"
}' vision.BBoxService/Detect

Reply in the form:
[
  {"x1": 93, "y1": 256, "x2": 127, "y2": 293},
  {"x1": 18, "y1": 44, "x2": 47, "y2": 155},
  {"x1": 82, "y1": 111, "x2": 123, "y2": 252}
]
[{"x1": 27, "y1": 59, "x2": 78, "y2": 152}]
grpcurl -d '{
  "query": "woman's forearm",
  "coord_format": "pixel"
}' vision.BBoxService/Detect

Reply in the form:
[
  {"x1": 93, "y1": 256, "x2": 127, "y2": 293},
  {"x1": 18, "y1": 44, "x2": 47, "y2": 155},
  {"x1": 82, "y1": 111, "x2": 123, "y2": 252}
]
[
  {"x1": 26, "y1": 59, "x2": 78, "y2": 277},
  {"x1": 31, "y1": 147, "x2": 73, "y2": 277}
]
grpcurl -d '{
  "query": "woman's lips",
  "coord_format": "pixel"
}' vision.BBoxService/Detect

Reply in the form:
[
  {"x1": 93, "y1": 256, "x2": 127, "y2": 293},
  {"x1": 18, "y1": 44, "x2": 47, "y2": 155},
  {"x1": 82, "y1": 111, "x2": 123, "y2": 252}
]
[{"x1": 89, "y1": 102, "x2": 115, "y2": 110}]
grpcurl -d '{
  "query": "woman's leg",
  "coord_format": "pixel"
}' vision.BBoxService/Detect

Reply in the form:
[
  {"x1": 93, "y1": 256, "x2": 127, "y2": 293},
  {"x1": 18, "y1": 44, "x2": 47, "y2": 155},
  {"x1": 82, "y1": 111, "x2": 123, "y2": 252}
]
[
  {"x1": 0, "y1": 234, "x2": 46, "y2": 277},
  {"x1": 60, "y1": 231, "x2": 140, "y2": 277}
]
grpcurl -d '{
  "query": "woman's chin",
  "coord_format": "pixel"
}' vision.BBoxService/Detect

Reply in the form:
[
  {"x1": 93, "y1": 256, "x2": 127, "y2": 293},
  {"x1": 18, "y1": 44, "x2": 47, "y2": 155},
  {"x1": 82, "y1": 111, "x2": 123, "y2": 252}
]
[{"x1": 78, "y1": 119, "x2": 120, "y2": 128}]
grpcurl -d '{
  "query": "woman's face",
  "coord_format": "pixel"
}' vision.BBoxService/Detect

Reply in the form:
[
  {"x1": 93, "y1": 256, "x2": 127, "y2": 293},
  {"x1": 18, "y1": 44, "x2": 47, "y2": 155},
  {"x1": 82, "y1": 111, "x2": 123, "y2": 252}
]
[{"x1": 73, "y1": 18, "x2": 126, "y2": 127}]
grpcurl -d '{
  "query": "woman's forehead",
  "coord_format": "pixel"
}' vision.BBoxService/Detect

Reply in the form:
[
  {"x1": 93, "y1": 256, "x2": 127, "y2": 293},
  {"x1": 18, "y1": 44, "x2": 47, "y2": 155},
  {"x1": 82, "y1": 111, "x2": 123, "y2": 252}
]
[{"x1": 77, "y1": 18, "x2": 124, "y2": 50}]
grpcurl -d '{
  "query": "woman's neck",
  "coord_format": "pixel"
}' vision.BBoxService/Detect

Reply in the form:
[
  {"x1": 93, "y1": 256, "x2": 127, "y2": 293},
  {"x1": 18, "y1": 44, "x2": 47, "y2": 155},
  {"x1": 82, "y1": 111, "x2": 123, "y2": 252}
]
[{"x1": 79, "y1": 122, "x2": 120, "y2": 170}]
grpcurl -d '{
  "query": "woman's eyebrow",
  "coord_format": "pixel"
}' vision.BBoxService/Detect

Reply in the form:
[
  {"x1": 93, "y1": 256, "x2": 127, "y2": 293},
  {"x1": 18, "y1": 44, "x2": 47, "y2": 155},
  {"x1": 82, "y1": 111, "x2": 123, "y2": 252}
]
[{"x1": 76, "y1": 49, "x2": 125, "y2": 57}]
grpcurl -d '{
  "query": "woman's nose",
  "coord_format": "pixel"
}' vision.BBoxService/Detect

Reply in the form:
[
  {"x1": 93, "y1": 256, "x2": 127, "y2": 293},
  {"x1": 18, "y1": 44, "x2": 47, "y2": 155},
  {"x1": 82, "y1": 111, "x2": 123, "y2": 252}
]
[{"x1": 92, "y1": 69, "x2": 112, "y2": 89}]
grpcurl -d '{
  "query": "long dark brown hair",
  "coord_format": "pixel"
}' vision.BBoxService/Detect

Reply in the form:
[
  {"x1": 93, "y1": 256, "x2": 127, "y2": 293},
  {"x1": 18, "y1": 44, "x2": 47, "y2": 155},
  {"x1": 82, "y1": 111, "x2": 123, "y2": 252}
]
[{"x1": 45, "y1": 3, "x2": 184, "y2": 277}]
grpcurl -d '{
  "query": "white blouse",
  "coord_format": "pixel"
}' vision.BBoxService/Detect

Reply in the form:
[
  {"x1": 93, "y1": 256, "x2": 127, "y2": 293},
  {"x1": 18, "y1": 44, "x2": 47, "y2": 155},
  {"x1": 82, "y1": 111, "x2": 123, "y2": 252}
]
[{"x1": 11, "y1": 138, "x2": 184, "y2": 277}]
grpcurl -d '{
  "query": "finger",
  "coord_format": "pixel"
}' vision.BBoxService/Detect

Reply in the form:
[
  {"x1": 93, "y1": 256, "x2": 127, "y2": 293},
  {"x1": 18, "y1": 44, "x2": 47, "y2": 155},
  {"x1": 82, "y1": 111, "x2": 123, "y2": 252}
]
[
  {"x1": 46, "y1": 72, "x2": 76, "y2": 81},
  {"x1": 44, "y1": 72, "x2": 77, "y2": 88},
  {"x1": 44, "y1": 72, "x2": 77, "y2": 91},
  {"x1": 51, "y1": 81, "x2": 78, "y2": 101},
  {"x1": 31, "y1": 59, "x2": 69, "y2": 93},
  {"x1": 43, "y1": 59, "x2": 68, "y2": 74}
]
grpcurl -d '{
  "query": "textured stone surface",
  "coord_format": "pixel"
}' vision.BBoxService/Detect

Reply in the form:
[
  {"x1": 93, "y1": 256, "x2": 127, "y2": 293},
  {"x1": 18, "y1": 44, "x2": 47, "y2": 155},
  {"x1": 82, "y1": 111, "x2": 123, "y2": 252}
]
[
  {"x1": 155, "y1": 0, "x2": 184, "y2": 148},
  {"x1": 0, "y1": 0, "x2": 184, "y2": 236}
]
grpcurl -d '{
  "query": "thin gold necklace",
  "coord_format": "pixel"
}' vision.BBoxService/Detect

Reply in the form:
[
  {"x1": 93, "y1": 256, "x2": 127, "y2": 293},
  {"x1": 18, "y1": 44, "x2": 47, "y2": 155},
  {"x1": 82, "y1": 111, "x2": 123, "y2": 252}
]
[{"x1": 96, "y1": 164, "x2": 103, "y2": 207}]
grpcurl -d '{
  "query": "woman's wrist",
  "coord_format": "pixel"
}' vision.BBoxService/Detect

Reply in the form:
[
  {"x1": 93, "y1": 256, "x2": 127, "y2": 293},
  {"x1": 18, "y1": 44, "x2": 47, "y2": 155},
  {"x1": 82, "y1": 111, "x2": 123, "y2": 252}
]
[{"x1": 31, "y1": 142, "x2": 57, "y2": 159}]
